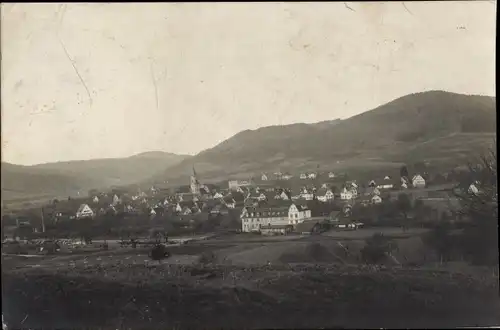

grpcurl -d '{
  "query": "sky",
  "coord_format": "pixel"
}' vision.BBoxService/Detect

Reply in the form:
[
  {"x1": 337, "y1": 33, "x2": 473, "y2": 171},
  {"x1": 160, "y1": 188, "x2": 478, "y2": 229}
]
[{"x1": 1, "y1": 2, "x2": 496, "y2": 165}]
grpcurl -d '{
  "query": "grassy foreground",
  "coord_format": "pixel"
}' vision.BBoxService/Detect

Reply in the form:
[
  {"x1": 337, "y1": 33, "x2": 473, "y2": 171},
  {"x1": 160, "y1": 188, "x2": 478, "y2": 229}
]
[{"x1": 2, "y1": 262, "x2": 500, "y2": 329}]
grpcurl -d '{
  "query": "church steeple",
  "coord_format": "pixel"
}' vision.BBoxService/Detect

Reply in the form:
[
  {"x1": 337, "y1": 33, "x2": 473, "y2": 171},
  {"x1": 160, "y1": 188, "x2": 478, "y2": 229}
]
[{"x1": 190, "y1": 165, "x2": 200, "y2": 195}]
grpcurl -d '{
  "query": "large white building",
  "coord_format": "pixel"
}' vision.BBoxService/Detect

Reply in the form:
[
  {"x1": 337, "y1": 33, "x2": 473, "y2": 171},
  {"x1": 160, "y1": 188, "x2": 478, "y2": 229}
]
[{"x1": 240, "y1": 202, "x2": 312, "y2": 232}]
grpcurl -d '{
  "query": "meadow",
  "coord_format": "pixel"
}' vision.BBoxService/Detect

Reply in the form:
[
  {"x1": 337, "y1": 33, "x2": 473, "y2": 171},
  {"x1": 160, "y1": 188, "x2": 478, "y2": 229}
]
[{"x1": 3, "y1": 229, "x2": 499, "y2": 329}]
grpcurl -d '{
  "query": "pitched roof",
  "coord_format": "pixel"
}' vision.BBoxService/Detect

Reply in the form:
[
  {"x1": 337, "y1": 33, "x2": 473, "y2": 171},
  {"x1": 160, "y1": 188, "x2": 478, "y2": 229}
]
[{"x1": 295, "y1": 220, "x2": 320, "y2": 233}]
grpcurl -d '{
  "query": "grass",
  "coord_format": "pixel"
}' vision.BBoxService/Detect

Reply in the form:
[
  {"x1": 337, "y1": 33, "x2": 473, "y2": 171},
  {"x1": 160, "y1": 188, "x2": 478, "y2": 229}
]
[
  {"x1": 3, "y1": 262, "x2": 500, "y2": 329},
  {"x1": 3, "y1": 228, "x2": 499, "y2": 328}
]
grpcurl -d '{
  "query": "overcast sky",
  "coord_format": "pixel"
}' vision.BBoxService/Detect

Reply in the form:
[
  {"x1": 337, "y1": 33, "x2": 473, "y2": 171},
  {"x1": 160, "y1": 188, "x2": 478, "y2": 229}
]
[{"x1": 1, "y1": 2, "x2": 496, "y2": 165}]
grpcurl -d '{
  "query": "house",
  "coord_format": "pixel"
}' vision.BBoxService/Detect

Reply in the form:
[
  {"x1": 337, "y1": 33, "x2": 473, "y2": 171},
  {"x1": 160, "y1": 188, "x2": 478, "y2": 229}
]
[
  {"x1": 260, "y1": 224, "x2": 293, "y2": 236},
  {"x1": 241, "y1": 206, "x2": 289, "y2": 232},
  {"x1": 282, "y1": 173, "x2": 293, "y2": 180},
  {"x1": 316, "y1": 188, "x2": 334, "y2": 202},
  {"x1": 371, "y1": 195, "x2": 382, "y2": 204},
  {"x1": 328, "y1": 172, "x2": 336, "y2": 179},
  {"x1": 384, "y1": 176, "x2": 391, "y2": 180},
  {"x1": 92, "y1": 196, "x2": 99, "y2": 203},
  {"x1": 175, "y1": 203, "x2": 182, "y2": 213},
  {"x1": 300, "y1": 173, "x2": 307, "y2": 180},
  {"x1": 150, "y1": 208, "x2": 157, "y2": 216},
  {"x1": 377, "y1": 182, "x2": 394, "y2": 189},
  {"x1": 112, "y1": 194, "x2": 121, "y2": 206},
  {"x1": 368, "y1": 180, "x2": 377, "y2": 187},
  {"x1": 372, "y1": 187, "x2": 381, "y2": 196},
  {"x1": 401, "y1": 182, "x2": 408, "y2": 189},
  {"x1": 275, "y1": 190, "x2": 290, "y2": 200},
  {"x1": 308, "y1": 173, "x2": 317, "y2": 179},
  {"x1": 340, "y1": 187, "x2": 353, "y2": 200},
  {"x1": 76, "y1": 204, "x2": 94, "y2": 219},
  {"x1": 261, "y1": 173, "x2": 268, "y2": 181},
  {"x1": 300, "y1": 187, "x2": 315, "y2": 201},
  {"x1": 240, "y1": 202, "x2": 311, "y2": 232},
  {"x1": 288, "y1": 203, "x2": 312, "y2": 224},
  {"x1": 468, "y1": 183, "x2": 479, "y2": 195},
  {"x1": 223, "y1": 196, "x2": 236, "y2": 209},
  {"x1": 213, "y1": 192, "x2": 224, "y2": 199},
  {"x1": 294, "y1": 220, "x2": 322, "y2": 235},
  {"x1": 412, "y1": 175, "x2": 426, "y2": 188}
]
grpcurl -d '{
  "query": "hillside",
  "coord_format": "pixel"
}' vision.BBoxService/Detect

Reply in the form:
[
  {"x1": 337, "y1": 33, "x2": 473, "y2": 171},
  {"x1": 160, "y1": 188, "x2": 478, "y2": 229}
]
[
  {"x1": 1, "y1": 152, "x2": 190, "y2": 203},
  {"x1": 154, "y1": 91, "x2": 496, "y2": 184}
]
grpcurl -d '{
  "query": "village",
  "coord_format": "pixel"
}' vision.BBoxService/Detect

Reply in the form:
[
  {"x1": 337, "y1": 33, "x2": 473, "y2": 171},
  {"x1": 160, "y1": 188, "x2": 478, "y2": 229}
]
[{"x1": 2, "y1": 162, "x2": 477, "y2": 247}]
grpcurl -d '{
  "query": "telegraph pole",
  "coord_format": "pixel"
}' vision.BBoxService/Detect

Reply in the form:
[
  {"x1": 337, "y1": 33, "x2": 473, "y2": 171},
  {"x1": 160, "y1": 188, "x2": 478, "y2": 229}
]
[{"x1": 41, "y1": 207, "x2": 46, "y2": 233}]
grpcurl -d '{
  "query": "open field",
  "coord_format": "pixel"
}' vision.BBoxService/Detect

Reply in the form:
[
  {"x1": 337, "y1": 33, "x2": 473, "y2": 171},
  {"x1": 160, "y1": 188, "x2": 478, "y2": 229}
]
[
  {"x1": 3, "y1": 228, "x2": 499, "y2": 329},
  {"x1": 3, "y1": 261, "x2": 499, "y2": 329}
]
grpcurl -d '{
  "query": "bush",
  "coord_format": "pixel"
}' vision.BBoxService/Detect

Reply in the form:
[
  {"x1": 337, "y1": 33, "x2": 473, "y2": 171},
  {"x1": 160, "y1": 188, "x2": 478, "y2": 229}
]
[
  {"x1": 361, "y1": 233, "x2": 398, "y2": 264},
  {"x1": 198, "y1": 251, "x2": 217, "y2": 265}
]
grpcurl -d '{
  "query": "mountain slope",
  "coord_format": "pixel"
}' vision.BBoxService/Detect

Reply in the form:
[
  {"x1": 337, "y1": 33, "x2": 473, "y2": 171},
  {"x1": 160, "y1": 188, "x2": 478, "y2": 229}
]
[
  {"x1": 154, "y1": 91, "x2": 496, "y2": 183},
  {"x1": 2, "y1": 152, "x2": 190, "y2": 202}
]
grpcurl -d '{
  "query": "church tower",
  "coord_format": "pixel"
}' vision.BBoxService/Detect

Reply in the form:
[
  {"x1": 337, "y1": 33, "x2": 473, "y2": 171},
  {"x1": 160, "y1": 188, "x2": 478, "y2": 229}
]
[{"x1": 190, "y1": 166, "x2": 200, "y2": 195}]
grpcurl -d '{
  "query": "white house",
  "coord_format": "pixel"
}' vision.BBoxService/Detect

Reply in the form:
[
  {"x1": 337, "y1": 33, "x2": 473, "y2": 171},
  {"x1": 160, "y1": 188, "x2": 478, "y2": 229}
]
[
  {"x1": 468, "y1": 183, "x2": 479, "y2": 195},
  {"x1": 240, "y1": 203, "x2": 312, "y2": 232},
  {"x1": 213, "y1": 192, "x2": 224, "y2": 199},
  {"x1": 401, "y1": 182, "x2": 408, "y2": 189},
  {"x1": 282, "y1": 173, "x2": 293, "y2": 180},
  {"x1": 340, "y1": 187, "x2": 353, "y2": 200},
  {"x1": 76, "y1": 204, "x2": 94, "y2": 219},
  {"x1": 150, "y1": 208, "x2": 157, "y2": 216},
  {"x1": 224, "y1": 198, "x2": 236, "y2": 209},
  {"x1": 92, "y1": 196, "x2": 99, "y2": 203},
  {"x1": 372, "y1": 187, "x2": 381, "y2": 196},
  {"x1": 368, "y1": 180, "x2": 377, "y2": 187},
  {"x1": 240, "y1": 206, "x2": 290, "y2": 232},
  {"x1": 371, "y1": 195, "x2": 382, "y2": 204},
  {"x1": 300, "y1": 188, "x2": 314, "y2": 201},
  {"x1": 287, "y1": 203, "x2": 312, "y2": 225},
  {"x1": 377, "y1": 183, "x2": 394, "y2": 189},
  {"x1": 316, "y1": 188, "x2": 334, "y2": 202},
  {"x1": 175, "y1": 203, "x2": 182, "y2": 213},
  {"x1": 300, "y1": 173, "x2": 307, "y2": 180},
  {"x1": 261, "y1": 173, "x2": 268, "y2": 181},
  {"x1": 328, "y1": 172, "x2": 336, "y2": 178},
  {"x1": 308, "y1": 173, "x2": 317, "y2": 179},
  {"x1": 112, "y1": 194, "x2": 121, "y2": 206},
  {"x1": 384, "y1": 176, "x2": 391, "y2": 180},
  {"x1": 412, "y1": 175, "x2": 426, "y2": 188},
  {"x1": 275, "y1": 191, "x2": 290, "y2": 200}
]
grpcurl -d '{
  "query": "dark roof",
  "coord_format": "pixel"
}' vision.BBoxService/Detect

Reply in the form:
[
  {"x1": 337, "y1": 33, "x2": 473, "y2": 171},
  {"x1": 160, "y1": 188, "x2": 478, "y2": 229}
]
[
  {"x1": 261, "y1": 224, "x2": 293, "y2": 230},
  {"x1": 295, "y1": 221, "x2": 320, "y2": 233}
]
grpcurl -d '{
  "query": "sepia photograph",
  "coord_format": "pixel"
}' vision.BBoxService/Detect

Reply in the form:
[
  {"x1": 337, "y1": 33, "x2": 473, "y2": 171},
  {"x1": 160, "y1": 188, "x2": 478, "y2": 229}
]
[{"x1": 1, "y1": 2, "x2": 498, "y2": 329}]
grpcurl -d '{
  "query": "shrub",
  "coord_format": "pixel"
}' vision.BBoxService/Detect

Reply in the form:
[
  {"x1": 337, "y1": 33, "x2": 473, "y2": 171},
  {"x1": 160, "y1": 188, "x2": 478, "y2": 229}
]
[
  {"x1": 198, "y1": 251, "x2": 217, "y2": 265},
  {"x1": 361, "y1": 233, "x2": 398, "y2": 264}
]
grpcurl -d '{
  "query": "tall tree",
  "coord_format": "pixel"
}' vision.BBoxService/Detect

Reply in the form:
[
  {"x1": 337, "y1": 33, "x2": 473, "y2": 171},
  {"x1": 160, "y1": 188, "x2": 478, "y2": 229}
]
[
  {"x1": 397, "y1": 193, "x2": 412, "y2": 231},
  {"x1": 453, "y1": 143, "x2": 498, "y2": 266}
]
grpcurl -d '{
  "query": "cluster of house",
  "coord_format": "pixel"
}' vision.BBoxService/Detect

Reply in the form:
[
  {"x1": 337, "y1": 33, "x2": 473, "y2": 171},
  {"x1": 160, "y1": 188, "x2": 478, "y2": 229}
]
[{"x1": 260, "y1": 171, "x2": 337, "y2": 181}]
